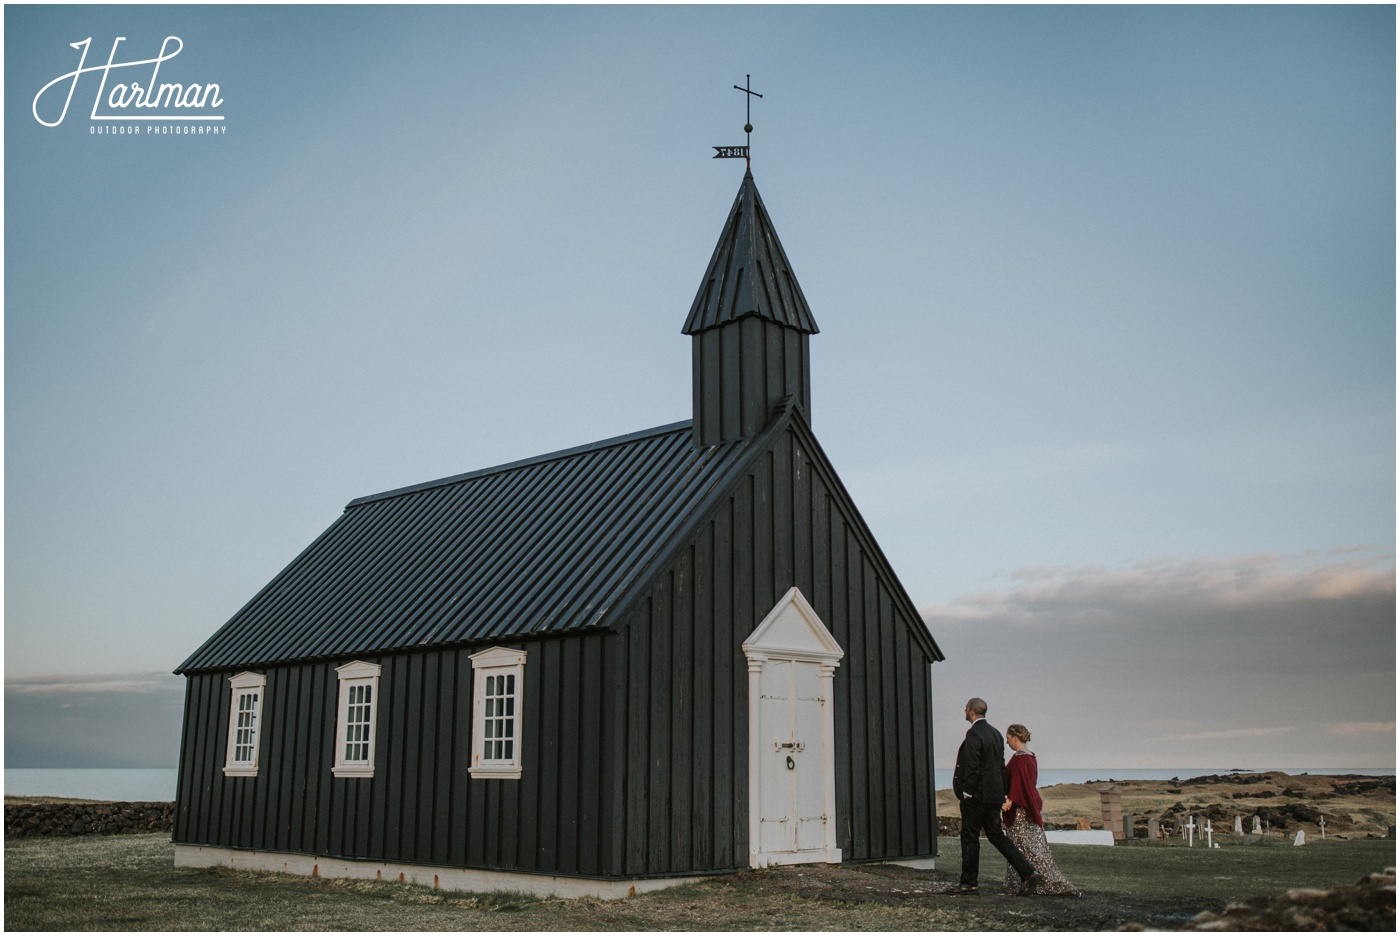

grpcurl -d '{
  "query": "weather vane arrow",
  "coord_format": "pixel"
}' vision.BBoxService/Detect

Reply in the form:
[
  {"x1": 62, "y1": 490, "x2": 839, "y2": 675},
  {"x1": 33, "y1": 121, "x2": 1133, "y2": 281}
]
[{"x1": 712, "y1": 75, "x2": 761, "y2": 167}]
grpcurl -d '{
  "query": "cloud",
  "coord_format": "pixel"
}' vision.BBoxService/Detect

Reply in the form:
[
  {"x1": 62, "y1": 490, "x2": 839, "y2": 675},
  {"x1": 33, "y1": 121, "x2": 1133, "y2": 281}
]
[
  {"x1": 928, "y1": 549, "x2": 1395, "y2": 622},
  {"x1": 5, "y1": 671, "x2": 185, "y2": 768},
  {"x1": 6, "y1": 671, "x2": 181, "y2": 695},
  {"x1": 923, "y1": 551, "x2": 1396, "y2": 667},
  {"x1": 1159, "y1": 726, "x2": 1295, "y2": 742},
  {"x1": 1327, "y1": 721, "x2": 1396, "y2": 736},
  {"x1": 924, "y1": 550, "x2": 1395, "y2": 768}
]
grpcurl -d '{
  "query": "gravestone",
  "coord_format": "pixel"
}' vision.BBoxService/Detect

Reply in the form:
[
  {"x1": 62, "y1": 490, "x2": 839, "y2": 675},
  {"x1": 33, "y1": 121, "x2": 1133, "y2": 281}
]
[
  {"x1": 1251, "y1": 815, "x2": 1263, "y2": 835},
  {"x1": 1293, "y1": 829, "x2": 1305, "y2": 846},
  {"x1": 1147, "y1": 818, "x2": 1160, "y2": 841},
  {"x1": 1122, "y1": 811, "x2": 1135, "y2": 840},
  {"x1": 1234, "y1": 815, "x2": 1243, "y2": 835}
]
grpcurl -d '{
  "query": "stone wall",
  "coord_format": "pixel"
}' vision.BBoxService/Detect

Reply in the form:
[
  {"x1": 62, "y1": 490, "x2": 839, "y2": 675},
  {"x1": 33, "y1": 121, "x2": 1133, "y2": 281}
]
[{"x1": 5, "y1": 802, "x2": 174, "y2": 838}]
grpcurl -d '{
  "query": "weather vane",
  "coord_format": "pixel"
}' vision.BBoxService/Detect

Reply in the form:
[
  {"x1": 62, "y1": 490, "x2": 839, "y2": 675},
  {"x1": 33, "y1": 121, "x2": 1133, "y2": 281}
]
[{"x1": 713, "y1": 74, "x2": 762, "y2": 168}]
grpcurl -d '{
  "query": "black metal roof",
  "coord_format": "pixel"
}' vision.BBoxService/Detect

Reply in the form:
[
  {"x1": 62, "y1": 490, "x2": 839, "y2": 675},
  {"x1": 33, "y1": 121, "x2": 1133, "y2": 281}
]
[
  {"x1": 176, "y1": 422, "x2": 761, "y2": 673},
  {"x1": 682, "y1": 170, "x2": 820, "y2": 336}
]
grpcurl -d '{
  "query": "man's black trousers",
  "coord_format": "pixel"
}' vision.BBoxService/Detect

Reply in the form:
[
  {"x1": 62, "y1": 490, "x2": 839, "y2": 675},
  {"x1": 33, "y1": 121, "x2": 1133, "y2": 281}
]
[{"x1": 958, "y1": 798, "x2": 1034, "y2": 887}]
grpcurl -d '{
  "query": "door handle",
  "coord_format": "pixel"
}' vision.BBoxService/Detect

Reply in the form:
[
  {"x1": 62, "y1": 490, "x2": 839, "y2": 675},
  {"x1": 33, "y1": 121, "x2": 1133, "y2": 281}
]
[{"x1": 786, "y1": 755, "x2": 795, "y2": 770}]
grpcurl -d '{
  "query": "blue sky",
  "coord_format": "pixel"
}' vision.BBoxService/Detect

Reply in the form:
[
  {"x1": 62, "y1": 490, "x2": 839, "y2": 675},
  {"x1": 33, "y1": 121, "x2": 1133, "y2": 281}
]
[{"x1": 5, "y1": 5, "x2": 1394, "y2": 771}]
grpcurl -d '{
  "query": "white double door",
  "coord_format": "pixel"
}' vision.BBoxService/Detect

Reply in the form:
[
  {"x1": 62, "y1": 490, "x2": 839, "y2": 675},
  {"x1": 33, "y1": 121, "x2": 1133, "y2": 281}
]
[
  {"x1": 744, "y1": 587, "x2": 843, "y2": 867},
  {"x1": 757, "y1": 659, "x2": 831, "y2": 856}
]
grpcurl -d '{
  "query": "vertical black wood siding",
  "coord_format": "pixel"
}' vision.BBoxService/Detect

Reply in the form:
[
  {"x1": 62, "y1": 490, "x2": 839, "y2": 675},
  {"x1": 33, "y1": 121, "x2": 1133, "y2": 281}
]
[
  {"x1": 692, "y1": 320, "x2": 810, "y2": 447},
  {"x1": 175, "y1": 632, "x2": 624, "y2": 877}
]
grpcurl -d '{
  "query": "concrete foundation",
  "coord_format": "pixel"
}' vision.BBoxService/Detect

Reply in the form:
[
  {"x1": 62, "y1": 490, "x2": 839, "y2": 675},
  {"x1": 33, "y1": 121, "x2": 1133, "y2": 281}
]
[{"x1": 173, "y1": 844, "x2": 710, "y2": 899}]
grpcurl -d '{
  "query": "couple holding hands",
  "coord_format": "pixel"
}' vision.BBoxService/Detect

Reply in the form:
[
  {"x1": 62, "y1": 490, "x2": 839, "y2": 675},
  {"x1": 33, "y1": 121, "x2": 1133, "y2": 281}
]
[{"x1": 949, "y1": 697, "x2": 1081, "y2": 897}]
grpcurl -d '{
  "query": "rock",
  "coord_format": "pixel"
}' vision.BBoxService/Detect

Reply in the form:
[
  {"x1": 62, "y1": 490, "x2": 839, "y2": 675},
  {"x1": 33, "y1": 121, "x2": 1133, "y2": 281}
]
[
  {"x1": 6, "y1": 802, "x2": 175, "y2": 839},
  {"x1": 1177, "y1": 868, "x2": 1396, "y2": 931},
  {"x1": 1333, "y1": 777, "x2": 1396, "y2": 797}
]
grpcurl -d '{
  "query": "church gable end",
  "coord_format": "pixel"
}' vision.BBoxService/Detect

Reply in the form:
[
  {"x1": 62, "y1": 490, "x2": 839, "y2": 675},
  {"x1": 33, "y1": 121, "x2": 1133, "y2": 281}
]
[{"x1": 610, "y1": 402, "x2": 941, "y2": 874}]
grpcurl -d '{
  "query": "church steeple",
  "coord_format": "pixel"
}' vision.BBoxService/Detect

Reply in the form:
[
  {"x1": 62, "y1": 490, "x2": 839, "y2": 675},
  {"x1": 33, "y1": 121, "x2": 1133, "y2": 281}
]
[{"x1": 685, "y1": 171, "x2": 819, "y2": 447}]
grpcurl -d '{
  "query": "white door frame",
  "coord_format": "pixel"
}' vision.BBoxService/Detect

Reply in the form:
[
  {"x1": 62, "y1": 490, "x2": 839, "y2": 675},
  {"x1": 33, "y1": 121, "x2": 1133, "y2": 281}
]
[{"x1": 742, "y1": 587, "x2": 844, "y2": 867}]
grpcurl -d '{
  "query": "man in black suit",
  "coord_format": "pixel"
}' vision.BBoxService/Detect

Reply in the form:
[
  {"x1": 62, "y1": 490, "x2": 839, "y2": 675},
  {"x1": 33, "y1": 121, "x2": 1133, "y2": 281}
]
[{"x1": 949, "y1": 697, "x2": 1041, "y2": 895}]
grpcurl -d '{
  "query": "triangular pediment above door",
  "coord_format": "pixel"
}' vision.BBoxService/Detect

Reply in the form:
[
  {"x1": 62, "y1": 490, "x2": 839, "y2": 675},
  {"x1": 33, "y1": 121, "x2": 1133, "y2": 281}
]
[{"x1": 742, "y1": 587, "x2": 844, "y2": 664}]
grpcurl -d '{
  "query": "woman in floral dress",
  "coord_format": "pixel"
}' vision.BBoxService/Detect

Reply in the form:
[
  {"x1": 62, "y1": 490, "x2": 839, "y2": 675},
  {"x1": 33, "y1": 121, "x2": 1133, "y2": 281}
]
[{"x1": 1000, "y1": 724, "x2": 1081, "y2": 897}]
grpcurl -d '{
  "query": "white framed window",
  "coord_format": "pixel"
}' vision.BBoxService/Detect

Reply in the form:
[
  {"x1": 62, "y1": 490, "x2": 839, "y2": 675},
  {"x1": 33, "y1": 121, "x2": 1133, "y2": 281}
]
[
  {"x1": 224, "y1": 672, "x2": 266, "y2": 777},
  {"x1": 333, "y1": 660, "x2": 381, "y2": 777},
  {"x1": 469, "y1": 646, "x2": 527, "y2": 779}
]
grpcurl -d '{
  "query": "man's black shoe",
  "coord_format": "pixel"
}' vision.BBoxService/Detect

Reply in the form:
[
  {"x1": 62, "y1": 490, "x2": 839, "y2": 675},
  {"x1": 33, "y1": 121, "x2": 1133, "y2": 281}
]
[
  {"x1": 1017, "y1": 872, "x2": 1043, "y2": 896},
  {"x1": 947, "y1": 884, "x2": 979, "y2": 895}
]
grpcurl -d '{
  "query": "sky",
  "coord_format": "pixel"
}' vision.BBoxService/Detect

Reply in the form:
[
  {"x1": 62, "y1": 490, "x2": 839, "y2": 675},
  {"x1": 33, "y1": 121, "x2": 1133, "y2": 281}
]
[{"x1": 4, "y1": 5, "x2": 1394, "y2": 772}]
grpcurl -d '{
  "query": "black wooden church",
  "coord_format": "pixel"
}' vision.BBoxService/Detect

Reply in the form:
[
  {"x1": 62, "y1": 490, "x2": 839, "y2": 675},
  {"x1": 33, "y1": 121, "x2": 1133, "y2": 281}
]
[{"x1": 173, "y1": 169, "x2": 946, "y2": 896}]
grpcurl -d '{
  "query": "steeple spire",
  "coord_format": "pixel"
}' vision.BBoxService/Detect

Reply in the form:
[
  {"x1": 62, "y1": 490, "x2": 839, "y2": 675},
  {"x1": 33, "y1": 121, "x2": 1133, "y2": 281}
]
[
  {"x1": 683, "y1": 171, "x2": 819, "y2": 337},
  {"x1": 685, "y1": 172, "x2": 818, "y2": 448}
]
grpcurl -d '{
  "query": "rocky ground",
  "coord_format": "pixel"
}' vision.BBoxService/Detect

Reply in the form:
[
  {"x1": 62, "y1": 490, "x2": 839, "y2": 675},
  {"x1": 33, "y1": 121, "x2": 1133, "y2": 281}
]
[
  {"x1": 938, "y1": 771, "x2": 1397, "y2": 841},
  {"x1": 1162, "y1": 868, "x2": 1396, "y2": 932}
]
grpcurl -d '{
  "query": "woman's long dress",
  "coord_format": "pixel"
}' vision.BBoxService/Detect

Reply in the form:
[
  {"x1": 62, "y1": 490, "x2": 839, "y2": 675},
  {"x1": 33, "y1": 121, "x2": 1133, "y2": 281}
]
[{"x1": 1002, "y1": 750, "x2": 1081, "y2": 897}]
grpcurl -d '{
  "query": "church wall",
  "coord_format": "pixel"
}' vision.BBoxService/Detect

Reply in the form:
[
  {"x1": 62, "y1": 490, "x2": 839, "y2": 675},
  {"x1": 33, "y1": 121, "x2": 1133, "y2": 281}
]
[
  {"x1": 174, "y1": 631, "x2": 623, "y2": 877},
  {"x1": 615, "y1": 423, "x2": 938, "y2": 875}
]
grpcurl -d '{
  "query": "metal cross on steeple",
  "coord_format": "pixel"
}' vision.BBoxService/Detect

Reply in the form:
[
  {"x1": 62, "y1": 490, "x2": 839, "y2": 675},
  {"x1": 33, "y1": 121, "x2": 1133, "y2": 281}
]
[{"x1": 713, "y1": 74, "x2": 762, "y2": 168}]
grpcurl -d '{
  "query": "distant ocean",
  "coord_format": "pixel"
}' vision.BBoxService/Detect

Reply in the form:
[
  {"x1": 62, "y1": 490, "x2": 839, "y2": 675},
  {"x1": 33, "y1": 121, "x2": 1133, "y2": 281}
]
[{"x1": 5, "y1": 766, "x2": 1395, "y2": 802}]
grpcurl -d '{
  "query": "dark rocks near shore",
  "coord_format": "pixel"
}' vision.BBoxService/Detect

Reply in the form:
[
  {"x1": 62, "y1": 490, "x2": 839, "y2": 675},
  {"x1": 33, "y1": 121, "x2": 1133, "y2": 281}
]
[
  {"x1": 5, "y1": 802, "x2": 174, "y2": 838},
  {"x1": 1182, "y1": 772, "x2": 1275, "y2": 787},
  {"x1": 1334, "y1": 776, "x2": 1396, "y2": 797}
]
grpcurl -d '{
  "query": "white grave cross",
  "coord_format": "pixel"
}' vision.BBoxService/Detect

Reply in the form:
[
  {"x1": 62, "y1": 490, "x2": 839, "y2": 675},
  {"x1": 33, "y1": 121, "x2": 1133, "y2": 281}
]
[
  {"x1": 1204, "y1": 819, "x2": 1214, "y2": 848},
  {"x1": 1318, "y1": 815, "x2": 1326, "y2": 839},
  {"x1": 1185, "y1": 814, "x2": 1197, "y2": 847}
]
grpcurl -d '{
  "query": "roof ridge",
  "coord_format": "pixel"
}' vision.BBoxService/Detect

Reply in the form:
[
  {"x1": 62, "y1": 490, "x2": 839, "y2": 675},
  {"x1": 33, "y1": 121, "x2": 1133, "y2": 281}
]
[{"x1": 346, "y1": 419, "x2": 693, "y2": 509}]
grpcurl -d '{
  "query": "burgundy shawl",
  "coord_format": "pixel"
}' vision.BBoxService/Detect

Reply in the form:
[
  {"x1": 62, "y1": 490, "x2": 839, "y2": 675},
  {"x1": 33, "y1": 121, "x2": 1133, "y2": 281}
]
[{"x1": 1003, "y1": 751, "x2": 1043, "y2": 828}]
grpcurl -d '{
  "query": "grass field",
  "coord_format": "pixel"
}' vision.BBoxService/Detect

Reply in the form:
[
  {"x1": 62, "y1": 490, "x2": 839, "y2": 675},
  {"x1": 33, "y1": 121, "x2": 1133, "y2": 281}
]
[{"x1": 5, "y1": 832, "x2": 1395, "y2": 931}]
